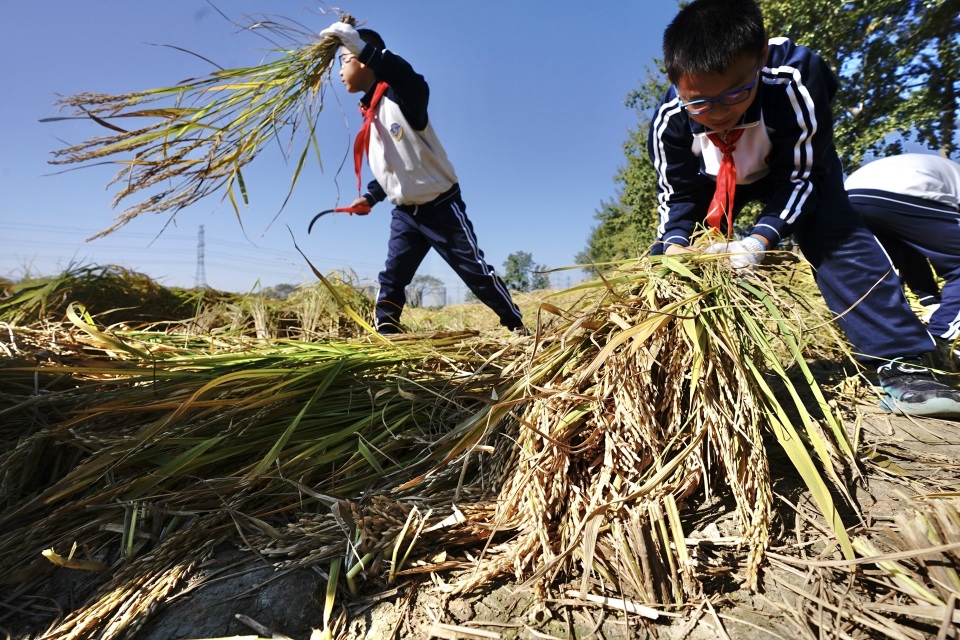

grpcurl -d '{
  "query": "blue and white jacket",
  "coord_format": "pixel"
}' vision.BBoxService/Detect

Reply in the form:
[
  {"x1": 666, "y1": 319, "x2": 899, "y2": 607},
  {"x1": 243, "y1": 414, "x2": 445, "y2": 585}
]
[
  {"x1": 356, "y1": 45, "x2": 458, "y2": 207},
  {"x1": 648, "y1": 37, "x2": 839, "y2": 249}
]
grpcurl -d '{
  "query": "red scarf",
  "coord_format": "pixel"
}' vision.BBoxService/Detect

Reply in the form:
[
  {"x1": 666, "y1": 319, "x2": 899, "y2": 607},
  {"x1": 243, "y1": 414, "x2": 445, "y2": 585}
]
[
  {"x1": 353, "y1": 81, "x2": 389, "y2": 194},
  {"x1": 705, "y1": 128, "x2": 744, "y2": 235}
]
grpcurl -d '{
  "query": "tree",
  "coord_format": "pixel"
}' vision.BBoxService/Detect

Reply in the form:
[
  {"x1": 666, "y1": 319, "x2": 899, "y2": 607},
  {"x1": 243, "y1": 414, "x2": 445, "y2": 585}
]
[
  {"x1": 577, "y1": 67, "x2": 669, "y2": 268},
  {"x1": 262, "y1": 283, "x2": 297, "y2": 300},
  {"x1": 405, "y1": 274, "x2": 444, "y2": 308},
  {"x1": 576, "y1": 131, "x2": 660, "y2": 268},
  {"x1": 760, "y1": 0, "x2": 960, "y2": 165},
  {"x1": 502, "y1": 251, "x2": 550, "y2": 292}
]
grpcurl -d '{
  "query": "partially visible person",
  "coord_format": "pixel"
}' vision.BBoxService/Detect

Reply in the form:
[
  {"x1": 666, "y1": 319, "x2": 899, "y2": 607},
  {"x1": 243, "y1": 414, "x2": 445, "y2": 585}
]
[
  {"x1": 317, "y1": 22, "x2": 526, "y2": 336},
  {"x1": 646, "y1": 0, "x2": 960, "y2": 416},
  {"x1": 845, "y1": 153, "x2": 960, "y2": 368}
]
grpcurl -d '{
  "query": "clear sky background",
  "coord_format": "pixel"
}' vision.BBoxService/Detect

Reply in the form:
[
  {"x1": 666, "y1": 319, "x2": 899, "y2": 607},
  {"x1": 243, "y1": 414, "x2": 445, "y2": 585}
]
[{"x1": 1, "y1": 1, "x2": 678, "y2": 300}]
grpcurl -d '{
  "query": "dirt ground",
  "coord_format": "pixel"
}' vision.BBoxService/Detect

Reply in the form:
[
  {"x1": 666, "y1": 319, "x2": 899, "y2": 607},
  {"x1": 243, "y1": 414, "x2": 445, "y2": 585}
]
[{"x1": 9, "y1": 393, "x2": 959, "y2": 640}]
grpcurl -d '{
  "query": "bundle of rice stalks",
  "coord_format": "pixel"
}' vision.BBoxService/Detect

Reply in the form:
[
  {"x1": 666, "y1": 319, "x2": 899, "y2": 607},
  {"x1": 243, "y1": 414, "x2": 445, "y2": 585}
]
[
  {"x1": 0, "y1": 305, "x2": 525, "y2": 636},
  {"x1": 0, "y1": 263, "x2": 375, "y2": 343},
  {"x1": 435, "y1": 253, "x2": 860, "y2": 602},
  {"x1": 253, "y1": 255, "x2": 861, "y2": 605},
  {"x1": 44, "y1": 13, "x2": 356, "y2": 239},
  {"x1": 0, "y1": 252, "x2": 865, "y2": 637},
  {"x1": 279, "y1": 273, "x2": 375, "y2": 340}
]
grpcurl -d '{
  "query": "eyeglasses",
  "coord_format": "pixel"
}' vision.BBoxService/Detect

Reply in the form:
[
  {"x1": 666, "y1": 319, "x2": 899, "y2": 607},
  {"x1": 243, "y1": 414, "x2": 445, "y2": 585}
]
[
  {"x1": 677, "y1": 66, "x2": 761, "y2": 115},
  {"x1": 339, "y1": 53, "x2": 356, "y2": 66}
]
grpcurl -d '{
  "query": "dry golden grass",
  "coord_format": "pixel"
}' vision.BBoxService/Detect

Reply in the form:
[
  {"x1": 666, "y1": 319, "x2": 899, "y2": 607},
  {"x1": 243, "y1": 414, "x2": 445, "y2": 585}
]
[{"x1": 1, "y1": 255, "x2": 958, "y2": 639}]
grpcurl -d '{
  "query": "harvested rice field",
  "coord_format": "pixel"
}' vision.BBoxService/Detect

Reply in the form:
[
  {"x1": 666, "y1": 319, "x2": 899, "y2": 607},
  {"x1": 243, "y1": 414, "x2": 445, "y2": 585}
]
[{"x1": 2, "y1": 255, "x2": 959, "y2": 640}]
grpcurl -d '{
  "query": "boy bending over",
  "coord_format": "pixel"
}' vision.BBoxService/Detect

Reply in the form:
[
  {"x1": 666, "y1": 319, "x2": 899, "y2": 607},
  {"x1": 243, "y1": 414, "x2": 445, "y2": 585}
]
[{"x1": 647, "y1": 0, "x2": 960, "y2": 417}]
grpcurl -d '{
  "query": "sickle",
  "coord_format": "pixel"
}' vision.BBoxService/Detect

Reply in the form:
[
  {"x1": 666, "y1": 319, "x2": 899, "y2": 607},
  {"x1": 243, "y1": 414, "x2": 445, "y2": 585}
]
[{"x1": 307, "y1": 204, "x2": 372, "y2": 234}]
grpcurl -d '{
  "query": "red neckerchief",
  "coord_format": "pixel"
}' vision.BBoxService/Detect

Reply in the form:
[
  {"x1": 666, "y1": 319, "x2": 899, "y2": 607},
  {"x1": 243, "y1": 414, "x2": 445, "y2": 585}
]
[
  {"x1": 353, "y1": 81, "x2": 389, "y2": 194},
  {"x1": 705, "y1": 128, "x2": 745, "y2": 237}
]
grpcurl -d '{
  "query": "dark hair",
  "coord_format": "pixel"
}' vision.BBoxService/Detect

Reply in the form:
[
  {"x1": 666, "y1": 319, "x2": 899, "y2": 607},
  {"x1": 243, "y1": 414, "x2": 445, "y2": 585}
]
[
  {"x1": 357, "y1": 28, "x2": 385, "y2": 51},
  {"x1": 663, "y1": 0, "x2": 765, "y2": 81}
]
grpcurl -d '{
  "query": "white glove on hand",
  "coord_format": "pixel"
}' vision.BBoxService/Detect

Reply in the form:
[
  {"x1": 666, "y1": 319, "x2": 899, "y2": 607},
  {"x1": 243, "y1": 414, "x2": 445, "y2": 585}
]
[
  {"x1": 704, "y1": 236, "x2": 766, "y2": 270},
  {"x1": 319, "y1": 22, "x2": 365, "y2": 55}
]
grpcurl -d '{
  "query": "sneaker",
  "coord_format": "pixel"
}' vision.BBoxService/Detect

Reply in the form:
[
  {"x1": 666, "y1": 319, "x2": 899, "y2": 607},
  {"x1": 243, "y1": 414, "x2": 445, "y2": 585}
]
[
  {"x1": 876, "y1": 357, "x2": 960, "y2": 418},
  {"x1": 510, "y1": 326, "x2": 531, "y2": 337}
]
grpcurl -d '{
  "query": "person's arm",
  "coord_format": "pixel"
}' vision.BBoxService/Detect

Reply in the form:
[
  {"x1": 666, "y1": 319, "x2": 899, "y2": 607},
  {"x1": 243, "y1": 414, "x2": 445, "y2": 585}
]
[
  {"x1": 357, "y1": 45, "x2": 430, "y2": 131},
  {"x1": 319, "y1": 22, "x2": 430, "y2": 130},
  {"x1": 361, "y1": 179, "x2": 387, "y2": 207},
  {"x1": 748, "y1": 39, "x2": 839, "y2": 248},
  {"x1": 647, "y1": 88, "x2": 715, "y2": 252}
]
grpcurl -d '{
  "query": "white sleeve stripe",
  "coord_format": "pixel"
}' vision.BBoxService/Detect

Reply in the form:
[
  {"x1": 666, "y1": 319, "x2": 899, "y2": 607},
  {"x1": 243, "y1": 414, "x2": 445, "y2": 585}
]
[
  {"x1": 752, "y1": 223, "x2": 782, "y2": 241},
  {"x1": 763, "y1": 65, "x2": 817, "y2": 225},
  {"x1": 651, "y1": 98, "x2": 685, "y2": 237}
]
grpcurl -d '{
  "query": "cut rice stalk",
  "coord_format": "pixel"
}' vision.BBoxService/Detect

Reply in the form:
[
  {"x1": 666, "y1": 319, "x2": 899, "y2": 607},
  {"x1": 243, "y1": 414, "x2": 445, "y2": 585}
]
[{"x1": 44, "y1": 14, "x2": 358, "y2": 238}]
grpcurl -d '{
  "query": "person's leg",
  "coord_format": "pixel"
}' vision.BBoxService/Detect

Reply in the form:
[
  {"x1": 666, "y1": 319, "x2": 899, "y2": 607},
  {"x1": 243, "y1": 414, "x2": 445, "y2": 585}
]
[
  {"x1": 905, "y1": 219, "x2": 960, "y2": 368},
  {"x1": 849, "y1": 189, "x2": 960, "y2": 347},
  {"x1": 794, "y1": 158, "x2": 960, "y2": 416},
  {"x1": 873, "y1": 231, "x2": 941, "y2": 306},
  {"x1": 376, "y1": 209, "x2": 431, "y2": 333},
  {"x1": 931, "y1": 263, "x2": 960, "y2": 342},
  {"x1": 415, "y1": 194, "x2": 524, "y2": 330},
  {"x1": 900, "y1": 246, "x2": 943, "y2": 308},
  {"x1": 848, "y1": 190, "x2": 948, "y2": 308},
  {"x1": 794, "y1": 173, "x2": 934, "y2": 362}
]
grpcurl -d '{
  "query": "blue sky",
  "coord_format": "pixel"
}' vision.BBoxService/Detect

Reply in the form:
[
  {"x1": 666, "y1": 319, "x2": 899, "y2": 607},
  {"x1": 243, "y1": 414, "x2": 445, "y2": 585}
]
[{"x1": 1, "y1": 1, "x2": 678, "y2": 299}]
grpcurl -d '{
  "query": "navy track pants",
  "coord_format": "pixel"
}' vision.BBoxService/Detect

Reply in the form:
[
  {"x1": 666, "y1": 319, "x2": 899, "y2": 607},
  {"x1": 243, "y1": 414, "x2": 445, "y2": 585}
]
[
  {"x1": 376, "y1": 186, "x2": 523, "y2": 333},
  {"x1": 848, "y1": 188, "x2": 960, "y2": 341}
]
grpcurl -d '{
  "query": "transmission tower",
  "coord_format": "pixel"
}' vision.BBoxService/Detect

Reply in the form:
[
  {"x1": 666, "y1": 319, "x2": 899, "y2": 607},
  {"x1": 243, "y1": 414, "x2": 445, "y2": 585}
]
[{"x1": 195, "y1": 224, "x2": 207, "y2": 289}]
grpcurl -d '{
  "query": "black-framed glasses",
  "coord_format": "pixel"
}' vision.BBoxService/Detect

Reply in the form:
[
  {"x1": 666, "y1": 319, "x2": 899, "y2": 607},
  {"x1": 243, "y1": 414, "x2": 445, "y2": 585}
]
[
  {"x1": 339, "y1": 53, "x2": 356, "y2": 66},
  {"x1": 677, "y1": 66, "x2": 762, "y2": 115}
]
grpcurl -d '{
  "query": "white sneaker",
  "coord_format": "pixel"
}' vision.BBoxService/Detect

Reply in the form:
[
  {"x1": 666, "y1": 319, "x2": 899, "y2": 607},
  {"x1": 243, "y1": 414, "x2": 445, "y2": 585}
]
[{"x1": 877, "y1": 358, "x2": 960, "y2": 418}]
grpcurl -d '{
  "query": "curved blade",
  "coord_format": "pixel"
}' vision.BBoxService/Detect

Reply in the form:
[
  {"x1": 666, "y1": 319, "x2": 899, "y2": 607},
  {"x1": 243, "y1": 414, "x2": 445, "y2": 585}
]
[
  {"x1": 307, "y1": 205, "x2": 372, "y2": 234},
  {"x1": 308, "y1": 209, "x2": 336, "y2": 234}
]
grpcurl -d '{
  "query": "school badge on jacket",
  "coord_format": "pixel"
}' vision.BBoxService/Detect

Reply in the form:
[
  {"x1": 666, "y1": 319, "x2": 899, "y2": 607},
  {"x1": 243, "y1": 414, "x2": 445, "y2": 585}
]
[{"x1": 389, "y1": 123, "x2": 403, "y2": 141}]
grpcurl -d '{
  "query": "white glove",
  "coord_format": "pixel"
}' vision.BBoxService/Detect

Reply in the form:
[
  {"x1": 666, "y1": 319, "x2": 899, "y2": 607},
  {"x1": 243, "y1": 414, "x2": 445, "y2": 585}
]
[
  {"x1": 704, "y1": 236, "x2": 766, "y2": 270},
  {"x1": 319, "y1": 22, "x2": 365, "y2": 55}
]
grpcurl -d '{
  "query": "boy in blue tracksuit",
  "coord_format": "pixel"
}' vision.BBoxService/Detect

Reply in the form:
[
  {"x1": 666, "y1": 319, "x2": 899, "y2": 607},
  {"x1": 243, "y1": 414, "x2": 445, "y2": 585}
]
[
  {"x1": 647, "y1": 0, "x2": 960, "y2": 417},
  {"x1": 319, "y1": 23, "x2": 525, "y2": 335}
]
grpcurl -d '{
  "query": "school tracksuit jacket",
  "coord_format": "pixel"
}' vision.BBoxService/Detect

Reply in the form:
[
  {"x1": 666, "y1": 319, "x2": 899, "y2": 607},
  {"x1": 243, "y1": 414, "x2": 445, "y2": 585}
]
[
  {"x1": 845, "y1": 153, "x2": 960, "y2": 341},
  {"x1": 647, "y1": 37, "x2": 936, "y2": 362},
  {"x1": 354, "y1": 44, "x2": 523, "y2": 333}
]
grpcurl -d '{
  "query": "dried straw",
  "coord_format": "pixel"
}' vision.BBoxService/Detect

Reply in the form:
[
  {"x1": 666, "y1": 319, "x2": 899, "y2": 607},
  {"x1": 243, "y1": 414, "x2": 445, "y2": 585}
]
[
  {"x1": 0, "y1": 252, "x2": 908, "y2": 638},
  {"x1": 44, "y1": 14, "x2": 357, "y2": 239}
]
